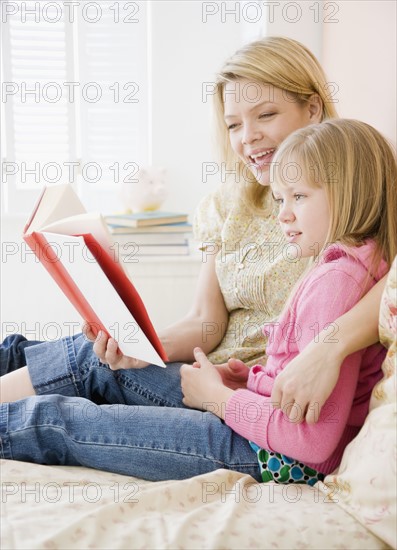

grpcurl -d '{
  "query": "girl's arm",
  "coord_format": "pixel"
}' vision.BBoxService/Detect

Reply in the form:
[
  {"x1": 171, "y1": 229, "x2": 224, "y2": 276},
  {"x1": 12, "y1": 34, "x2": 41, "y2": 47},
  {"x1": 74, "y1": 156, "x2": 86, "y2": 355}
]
[
  {"x1": 271, "y1": 275, "x2": 387, "y2": 423},
  {"x1": 89, "y1": 253, "x2": 229, "y2": 369},
  {"x1": 181, "y1": 348, "x2": 236, "y2": 415},
  {"x1": 224, "y1": 266, "x2": 385, "y2": 465},
  {"x1": 180, "y1": 264, "x2": 383, "y2": 466}
]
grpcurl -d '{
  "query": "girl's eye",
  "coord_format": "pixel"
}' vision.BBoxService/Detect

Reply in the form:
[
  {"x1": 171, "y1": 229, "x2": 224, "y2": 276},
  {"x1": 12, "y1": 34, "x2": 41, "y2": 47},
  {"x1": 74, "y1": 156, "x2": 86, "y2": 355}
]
[
  {"x1": 227, "y1": 123, "x2": 239, "y2": 131},
  {"x1": 273, "y1": 197, "x2": 283, "y2": 206},
  {"x1": 294, "y1": 194, "x2": 305, "y2": 201},
  {"x1": 260, "y1": 113, "x2": 275, "y2": 119}
]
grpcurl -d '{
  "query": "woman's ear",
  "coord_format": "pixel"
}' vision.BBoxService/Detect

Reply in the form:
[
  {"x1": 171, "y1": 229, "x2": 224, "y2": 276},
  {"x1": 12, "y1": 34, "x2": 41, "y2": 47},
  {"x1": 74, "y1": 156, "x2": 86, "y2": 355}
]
[{"x1": 308, "y1": 93, "x2": 323, "y2": 123}]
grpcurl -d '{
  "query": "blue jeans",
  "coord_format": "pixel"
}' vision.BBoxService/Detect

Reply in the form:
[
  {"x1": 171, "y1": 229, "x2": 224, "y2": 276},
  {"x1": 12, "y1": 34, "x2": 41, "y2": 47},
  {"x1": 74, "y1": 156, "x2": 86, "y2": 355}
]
[
  {"x1": 0, "y1": 334, "x2": 260, "y2": 482},
  {"x1": 0, "y1": 334, "x2": 42, "y2": 376}
]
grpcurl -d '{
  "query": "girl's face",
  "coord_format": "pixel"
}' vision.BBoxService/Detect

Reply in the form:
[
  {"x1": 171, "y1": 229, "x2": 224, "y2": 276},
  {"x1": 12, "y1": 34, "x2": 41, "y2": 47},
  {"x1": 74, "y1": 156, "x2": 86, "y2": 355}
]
[
  {"x1": 224, "y1": 80, "x2": 322, "y2": 186},
  {"x1": 272, "y1": 176, "x2": 330, "y2": 258}
]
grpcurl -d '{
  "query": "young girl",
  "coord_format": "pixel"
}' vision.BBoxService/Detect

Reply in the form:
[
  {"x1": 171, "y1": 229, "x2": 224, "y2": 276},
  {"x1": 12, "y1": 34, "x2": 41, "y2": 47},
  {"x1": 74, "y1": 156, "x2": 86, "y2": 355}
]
[{"x1": 1, "y1": 119, "x2": 395, "y2": 483}]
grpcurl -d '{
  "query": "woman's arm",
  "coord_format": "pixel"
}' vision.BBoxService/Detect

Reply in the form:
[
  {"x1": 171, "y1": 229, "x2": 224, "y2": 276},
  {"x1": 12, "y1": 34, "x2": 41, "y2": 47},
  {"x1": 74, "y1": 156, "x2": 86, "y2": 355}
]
[
  {"x1": 271, "y1": 274, "x2": 387, "y2": 423},
  {"x1": 89, "y1": 253, "x2": 229, "y2": 369},
  {"x1": 158, "y1": 252, "x2": 229, "y2": 362}
]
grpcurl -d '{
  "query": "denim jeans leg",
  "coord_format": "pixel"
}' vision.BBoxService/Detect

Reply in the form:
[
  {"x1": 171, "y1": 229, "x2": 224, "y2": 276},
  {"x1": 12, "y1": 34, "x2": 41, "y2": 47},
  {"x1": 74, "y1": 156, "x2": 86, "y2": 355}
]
[
  {"x1": 0, "y1": 334, "x2": 43, "y2": 376},
  {"x1": 25, "y1": 334, "x2": 187, "y2": 408},
  {"x1": 0, "y1": 394, "x2": 261, "y2": 482}
]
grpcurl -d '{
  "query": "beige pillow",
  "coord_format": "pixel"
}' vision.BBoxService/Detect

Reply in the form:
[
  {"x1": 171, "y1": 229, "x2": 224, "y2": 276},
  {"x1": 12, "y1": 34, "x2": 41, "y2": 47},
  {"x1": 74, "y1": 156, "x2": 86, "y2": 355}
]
[{"x1": 319, "y1": 256, "x2": 397, "y2": 549}]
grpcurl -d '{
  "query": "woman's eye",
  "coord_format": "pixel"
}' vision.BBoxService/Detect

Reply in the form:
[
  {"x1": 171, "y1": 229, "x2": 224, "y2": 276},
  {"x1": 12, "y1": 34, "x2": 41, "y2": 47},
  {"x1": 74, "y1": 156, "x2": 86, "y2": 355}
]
[
  {"x1": 227, "y1": 123, "x2": 238, "y2": 130},
  {"x1": 260, "y1": 113, "x2": 275, "y2": 119}
]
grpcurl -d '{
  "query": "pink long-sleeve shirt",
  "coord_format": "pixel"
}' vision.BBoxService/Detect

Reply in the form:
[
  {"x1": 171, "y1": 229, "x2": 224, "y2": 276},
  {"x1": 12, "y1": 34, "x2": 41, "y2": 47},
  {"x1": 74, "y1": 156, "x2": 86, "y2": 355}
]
[{"x1": 224, "y1": 242, "x2": 388, "y2": 475}]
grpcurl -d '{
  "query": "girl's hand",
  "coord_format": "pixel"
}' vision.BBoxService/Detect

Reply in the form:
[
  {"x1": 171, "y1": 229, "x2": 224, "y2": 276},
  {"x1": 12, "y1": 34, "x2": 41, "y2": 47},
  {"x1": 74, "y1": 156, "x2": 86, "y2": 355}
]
[
  {"x1": 271, "y1": 338, "x2": 342, "y2": 424},
  {"x1": 192, "y1": 357, "x2": 249, "y2": 389},
  {"x1": 180, "y1": 348, "x2": 234, "y2": 417},
  {"x1": 82, "y1": 323, "x2": 149, "y2": 370}
]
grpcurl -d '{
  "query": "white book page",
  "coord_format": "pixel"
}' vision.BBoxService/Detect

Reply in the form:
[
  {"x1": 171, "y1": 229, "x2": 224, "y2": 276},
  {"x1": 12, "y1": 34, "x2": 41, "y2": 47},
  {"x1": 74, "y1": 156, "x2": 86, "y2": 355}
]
[
  {"x1": 42, "y1": 232, "x2": 166, "y2": 368},
  {"x1": 28, "y1": 185, "x2": 86, "y2": 233},
  {"x1": 42, "y1": 212, "x2": 115, "y2": 254}
]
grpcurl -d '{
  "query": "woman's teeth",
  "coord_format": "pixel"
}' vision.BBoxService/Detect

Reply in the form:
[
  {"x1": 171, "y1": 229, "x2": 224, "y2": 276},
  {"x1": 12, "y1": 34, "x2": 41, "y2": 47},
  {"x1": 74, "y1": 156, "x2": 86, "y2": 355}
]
[{"x1": 249, "y1": 149, "x2": 275, "y2": 162}]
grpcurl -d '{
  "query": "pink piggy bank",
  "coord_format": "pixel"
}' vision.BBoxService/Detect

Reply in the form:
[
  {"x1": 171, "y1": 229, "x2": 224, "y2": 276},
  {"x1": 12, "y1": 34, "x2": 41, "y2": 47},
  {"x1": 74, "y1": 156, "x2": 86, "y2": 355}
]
[{"x1": 120, "y1": 167, "x2": 168, "y2": 213}]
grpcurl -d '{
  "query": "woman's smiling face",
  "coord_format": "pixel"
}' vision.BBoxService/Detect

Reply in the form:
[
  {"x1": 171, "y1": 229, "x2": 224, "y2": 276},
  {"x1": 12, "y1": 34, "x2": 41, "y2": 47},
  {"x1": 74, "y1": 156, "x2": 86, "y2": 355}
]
[{"x1": 223, "y1": 80, "x2": 322, "y2": 186}]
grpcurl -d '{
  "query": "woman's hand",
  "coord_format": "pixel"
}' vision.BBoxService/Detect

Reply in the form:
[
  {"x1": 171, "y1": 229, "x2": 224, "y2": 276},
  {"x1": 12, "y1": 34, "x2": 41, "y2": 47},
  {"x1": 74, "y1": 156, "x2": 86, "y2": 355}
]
[
  {"x1": 82, "y1": 323, "x2": 149, "y2": 370},
  {"x1": 272, "y1": 276, "x2": 386, "y2": 424},
  {"x1": 271, "y1": 337, "x2": 343, "y2": 424},
  {"x1": 181, "y1": 348, "x2": 234, "y2": 418}
]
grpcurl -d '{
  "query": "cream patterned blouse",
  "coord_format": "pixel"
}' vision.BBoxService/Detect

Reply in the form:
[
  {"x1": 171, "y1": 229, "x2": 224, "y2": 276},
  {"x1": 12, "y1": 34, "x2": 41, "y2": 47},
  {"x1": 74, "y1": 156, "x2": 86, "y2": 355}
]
[{"x1": 193, "y1": 185, "x2": 307, "y2": 366}]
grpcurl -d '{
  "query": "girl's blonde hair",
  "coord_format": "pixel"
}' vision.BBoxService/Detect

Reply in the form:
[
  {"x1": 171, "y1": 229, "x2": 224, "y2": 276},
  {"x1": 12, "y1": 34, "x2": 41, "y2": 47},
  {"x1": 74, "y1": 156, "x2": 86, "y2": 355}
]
[
  {"x1": 271, "y1": 118, "x2": 397, "y2": 269},
  {"x1": 214, "y1": 36, "x2": 338, "y2": 213}
]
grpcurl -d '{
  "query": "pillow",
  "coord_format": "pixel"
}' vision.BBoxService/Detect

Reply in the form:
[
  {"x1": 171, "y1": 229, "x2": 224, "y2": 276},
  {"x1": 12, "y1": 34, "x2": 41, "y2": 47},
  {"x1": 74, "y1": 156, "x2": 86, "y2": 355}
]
[{"x1": 319, "y1": 256, "x2": 397, "y2": 549}]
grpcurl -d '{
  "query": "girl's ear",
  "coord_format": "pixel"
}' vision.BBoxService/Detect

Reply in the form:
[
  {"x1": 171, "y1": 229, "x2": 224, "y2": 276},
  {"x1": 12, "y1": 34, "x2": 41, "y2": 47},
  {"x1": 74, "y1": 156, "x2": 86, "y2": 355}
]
[{"x1": 307, "y1": 93, "x2": 323, "y2": 123}]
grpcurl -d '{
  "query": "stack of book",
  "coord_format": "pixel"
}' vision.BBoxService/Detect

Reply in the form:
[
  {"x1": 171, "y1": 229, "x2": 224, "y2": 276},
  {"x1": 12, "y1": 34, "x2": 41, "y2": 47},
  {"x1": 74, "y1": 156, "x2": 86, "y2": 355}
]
[{"x1": 105, "y1": 211, "x2": 192, "y2": 256}]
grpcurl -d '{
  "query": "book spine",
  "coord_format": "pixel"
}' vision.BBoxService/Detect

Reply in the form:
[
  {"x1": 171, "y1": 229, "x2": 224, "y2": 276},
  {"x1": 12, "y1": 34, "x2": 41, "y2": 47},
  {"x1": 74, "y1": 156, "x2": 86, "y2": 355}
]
[{"x1": 23, "y1": 187, "x2": 46, "y2": 233}]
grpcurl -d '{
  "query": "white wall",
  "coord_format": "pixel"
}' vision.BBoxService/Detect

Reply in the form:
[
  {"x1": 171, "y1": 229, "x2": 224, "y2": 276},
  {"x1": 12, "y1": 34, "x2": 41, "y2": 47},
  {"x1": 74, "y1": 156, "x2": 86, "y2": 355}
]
[
  {"x1": 322, "y1": 0, "x2": 396, "y2": 144},
  {"x1": 150, "y1": 1, "x2": 245, "y2": 215}
]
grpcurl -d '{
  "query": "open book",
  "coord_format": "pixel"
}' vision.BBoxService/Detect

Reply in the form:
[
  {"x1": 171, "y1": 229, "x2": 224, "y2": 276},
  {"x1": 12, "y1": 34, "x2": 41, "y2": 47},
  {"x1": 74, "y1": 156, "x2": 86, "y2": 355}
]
[{"x1": 23, "y1": 184, "x2": 168, "y2": 368}]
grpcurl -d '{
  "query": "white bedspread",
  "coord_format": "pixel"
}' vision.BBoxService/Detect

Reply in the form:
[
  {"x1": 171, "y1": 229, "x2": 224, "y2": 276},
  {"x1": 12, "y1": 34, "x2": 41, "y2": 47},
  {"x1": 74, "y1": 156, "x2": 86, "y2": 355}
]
[{"x1": 0, "y1": 460, "x2": 389, "y2": 550}]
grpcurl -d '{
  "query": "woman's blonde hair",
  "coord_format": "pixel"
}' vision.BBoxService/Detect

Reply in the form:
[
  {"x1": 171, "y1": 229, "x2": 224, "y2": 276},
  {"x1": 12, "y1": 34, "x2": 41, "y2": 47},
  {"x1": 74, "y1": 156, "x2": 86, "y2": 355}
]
[
  {"x1": 214, "y1": 36, "x2": 338, "y2": 213},
  {"x1": 271, "y1": 119, "x2": 397, "y2": 269}
]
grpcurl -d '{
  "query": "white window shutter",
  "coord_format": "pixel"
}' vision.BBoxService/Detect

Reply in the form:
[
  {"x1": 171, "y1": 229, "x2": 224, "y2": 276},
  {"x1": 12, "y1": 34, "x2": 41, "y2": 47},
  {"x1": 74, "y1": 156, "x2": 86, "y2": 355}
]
[
  {"x1": 1, "y1": 0, "x2": 76, "y2": 213},
  {"x1": 75, "y1": 0, "x2": 149, "y2": 212}
]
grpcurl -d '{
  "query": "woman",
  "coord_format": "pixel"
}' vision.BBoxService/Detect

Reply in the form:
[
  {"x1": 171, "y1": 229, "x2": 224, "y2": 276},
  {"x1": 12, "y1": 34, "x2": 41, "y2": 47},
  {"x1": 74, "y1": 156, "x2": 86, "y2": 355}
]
[{"x1": 1, "y1": 37, "x2": 385, "y2": 424}]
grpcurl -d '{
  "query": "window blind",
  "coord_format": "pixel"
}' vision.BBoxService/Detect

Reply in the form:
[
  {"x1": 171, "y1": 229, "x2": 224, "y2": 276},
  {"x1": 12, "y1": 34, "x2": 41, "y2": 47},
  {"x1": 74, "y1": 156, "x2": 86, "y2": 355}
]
[
  {"x1": 1, "y1": 0, "x2": 75, "y2": 212},
  {"x1": 76, "y1": 1, "x2": 148, "y2": 211}
]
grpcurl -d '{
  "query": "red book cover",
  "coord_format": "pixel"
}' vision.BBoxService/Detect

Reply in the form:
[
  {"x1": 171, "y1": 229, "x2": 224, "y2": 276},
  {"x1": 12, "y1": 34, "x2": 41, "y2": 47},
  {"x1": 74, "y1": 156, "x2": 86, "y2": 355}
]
[
  {"x1": 23, "y1": 231, "x2": 106, "y2": 333},
  {"x1": 23, "y1": 185, "x2": 168, "y2": 367},
  {"x1": 81, "y1": 234, "x2": 167, "y2": 361}
]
